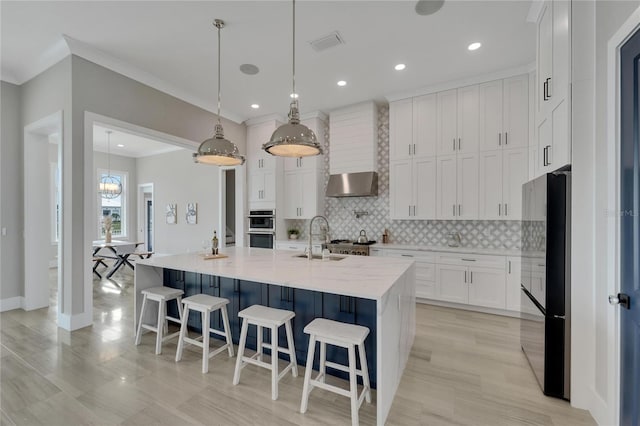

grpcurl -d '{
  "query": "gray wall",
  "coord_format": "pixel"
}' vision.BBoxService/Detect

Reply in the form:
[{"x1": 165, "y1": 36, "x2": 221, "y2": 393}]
[{"x1": 1, "y1": 81, "x2": 23, "y2": 300}]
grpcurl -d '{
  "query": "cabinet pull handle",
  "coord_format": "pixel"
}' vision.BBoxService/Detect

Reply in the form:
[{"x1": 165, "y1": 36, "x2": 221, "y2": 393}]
[
  {"x1": 508, "y1": 260, "x2": 511, "y2": 274},
  {"x1": 464, "y1": 270, "x2": 467, "y2": 283},
  {"x1": 498, "y1": 133, "x2": 501, "y2": 146},
  {"x1": 458, "y1": 138, "x2": 461, "y2": 150},
  {"x1": 458, "y1": 204, "x2": 461, "y2": 216},
  {"x1": 470, "y1": 271, "x2": 473, "y2": 283},
  {"x1": 413, "y1": 205, "x2": 416, "y2": 216},
  {"x1": 453, "y1": 138, "x2": 456, "y2": 151},
  {"x1": 453, "y1": 204, "x2": 456, "y2": 216},
  {"x1": 505, "y1": 203, "x2": 508, "y2": 216},
  {"x1": 505, "y1": 132, "x2": 508, "y2": 145},
  {"x1": 462, "y1": 258, "x2": 476, "y2": 262},
  {"x1": 498, "y1": 204, "x2": 501, "y2": 216},
  {"x1": 409, "y1": 205, "x2": 411, "y2": 216},
  {"x1": 234, "y1": 280, "x2": 239, "y2": 293},
  {"x1": 413, "y1": 144, "x2": 416, "y2": 155},
  {"x1": 401, "y1": 254, "x2": 414, "y2": 257}
]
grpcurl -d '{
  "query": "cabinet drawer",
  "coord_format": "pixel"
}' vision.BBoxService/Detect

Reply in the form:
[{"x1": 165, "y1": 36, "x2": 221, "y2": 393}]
[
  {"x1": 384, "y1": 249, "x2": 436, "y2": 263},
  {"x1": 369, "y1": 247, "x2": 385, "y2": 257},
  {"x1": 416, "y1": 281, "x2": 435, "y2": 299},
  {"x1": 416, "y1": 262, "x2": 435, "y2": 282},
  {"x1": 436, "y1": 253, "x2": 505, "y2": 269}
]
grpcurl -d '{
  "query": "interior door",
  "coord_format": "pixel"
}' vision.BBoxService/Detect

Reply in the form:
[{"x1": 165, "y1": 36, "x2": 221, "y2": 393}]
[{"x1": 619, "y1": 26, "x2": 640, "y2": 426}]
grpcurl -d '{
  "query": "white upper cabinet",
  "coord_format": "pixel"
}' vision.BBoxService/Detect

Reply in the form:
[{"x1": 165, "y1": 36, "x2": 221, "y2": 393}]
[
  {"x1": 247, "y1": 121, "x2": 278, "y2": 171},
  {"x1": 389, "y1": 159, "x2": 413, "y2": 220},
  {"x1": 413, "y1": 94, "x2": 437, "y2": 158},
  {"x1": 502, "y1": 148, "x2": 528, "y2": 219},
  {"x1": 502, "y1": 75, "x2": 529, "y2": 149},
  {"x1": 479, "y1": 80, "x2": 504, "y2": 152},
  {"x1": 479, "y1": 75, "x2": 529, "y2": 152},
  {"x1": 413, "y1": 157, "x2": 437, "y2": 219},
  {"x1": 537, "y1": 1, "x2": 553, "y2": 117},
  {"x1": 456, "y1": 85, "x2": 479, "y2": 154},
  {"x1": 478, "y1": 150, "x2": 504, "y2": 220},
  {"x1": 389, "y1": 99, "x2": 413, "y2": 161},
  {"x1": 437, "y1": 89, "x2": 458, "y2": 155},
  {"x1": 247, "y1": 120, "x2": 281, "y2": 209}
]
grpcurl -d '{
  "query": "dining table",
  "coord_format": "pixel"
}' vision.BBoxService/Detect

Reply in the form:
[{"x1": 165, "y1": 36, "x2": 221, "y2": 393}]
[{"x1": 92, "y1": 240, "x2": 147, "y2": 279}]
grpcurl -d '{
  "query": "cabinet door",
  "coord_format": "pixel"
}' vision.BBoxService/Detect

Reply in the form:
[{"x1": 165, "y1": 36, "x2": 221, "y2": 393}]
[
  {"x1": 292, "y1": 289, "x2": 320, "y2": 365},
  {"x1": 537, "y1": 115, "x2": 552, "y2": 173},
  {"x1": 537, "y1": 1, "x2": 553, "y2": 116},
  {"x1": 552, "y1": 0, "x2": 570, "y2": 103},
  {"x1": 249, "y1": 172, "x2": 264, "y2": 202},
  {"x1": 413, "y1": 94, "x2": 437, "y2": 158},
  {"x1": 390, "y1": 99, "x2": 413, "y2": 161},
  {"x1": 506, "y1": 257, "x2": 522, "y2": 312},
  {"x1": 479, "y1": 80, "x2": 503, "y2": 152},
  {"x1": 468, "y1": 267, "x2": 506, "y2": 309},
  {"x1": 437, "y1": 89, "x2": 458, "y2": 155},
  {"x1": 436, "y1": 155, "x2": 457, "y2": 220},
  {"x1": 435, "y1": 264, "x2": 468, "y2": 304},
  {"x1": 502, "y1": 148, "x2": 528, "y2": 220},
  {"x1": 413, "y1": 157, "x2": 437, "y2": 220},
  {"x1": 456, "y1": 153, "x2": 479, "y2": 220},
  {"x1": 283, "y1": 171, "x2": 299, "y2": 219},
  {"x1": 185, "y1": 272, "x2": 202, "y2": 331},
  {"x1": 299, "y1": 170, "x2": 317, "y2": 219},
  {"x1": 503, "y1": 75, "x2": 529, "y2": 149},
  {"x1": 551, "y1": 97, "x2": 570, "y2": 168},
  {"x1": 415, "y1": 260, "x2": 436, "y2": 299},
  {"x1": 262, "y1": 170, "x2": 276, "y2": 203},
  {"x1": 390, "y1": 159, "x2": 413, "y2": 220},
  {"x1": 478, "y1": 150, "x2": 503, "y2": 220},
  {"x1": 456, "y1": 85, "x2": 479, "y2": 153}
]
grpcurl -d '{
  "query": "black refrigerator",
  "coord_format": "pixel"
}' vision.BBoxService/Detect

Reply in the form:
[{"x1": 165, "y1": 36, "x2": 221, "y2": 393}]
[{"x1": 520, "y1": 168, "x2": 571, "y2": 400}]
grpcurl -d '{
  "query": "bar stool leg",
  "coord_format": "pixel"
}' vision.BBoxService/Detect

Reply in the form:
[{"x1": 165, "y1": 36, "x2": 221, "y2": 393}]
[
  {"x1": 300, "y1": 335, "x2": 316, "y2": 414},
  {"x1": 135, "y1": 294, "x2": 148, "y2": 346},
  {"x1": 233, "y1": 318, "x2": 249, "y2": 385},
  {"x1": 175, "y1": 305, "x2": 190, "y2": 362},
  {"x1": 202, "y1": 310, "x2": 211, "y2": 374},
  {"x1": 348, "y1": 344, "x2": 359, "y2": 426},
  {"x1": 155, "y1": 299, "x2": 165, "y2": 355},
  {"x1": 257, "y1": 325, "x2": 263, "y2": 362},
  {"x1": 284, "y1": 319, "x2": 298, "y2": 377},
  {"x1": 358, "y1": 343, "x2": 371, "y2": 403},
  {"x1": 220, "y1": 305, "x2": 234, "y2": 357},
  {"x1": 271, "y1": 325, "x2": 278, "y2": 400},
  {"x1": 319, "y1": 341, "x2": 326, "y2": 383}
]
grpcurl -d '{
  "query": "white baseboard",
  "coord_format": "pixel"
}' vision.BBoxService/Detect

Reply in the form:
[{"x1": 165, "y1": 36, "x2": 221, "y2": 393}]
[
  {"x1": 57, "y1": 310, "x2": 92, "y2": 331},
  {"x1": 0, "y1": 296, "x2": 24, "y2": 312}
]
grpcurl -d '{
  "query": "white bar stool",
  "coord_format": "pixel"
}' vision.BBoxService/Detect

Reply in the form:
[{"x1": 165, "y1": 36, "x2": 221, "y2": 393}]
[
  {"x1": 135, "y1": 286, "x2": 184, "y2": 355},
  {"x1": 232, "y1": 305, "x2": 298, "y2": 400},
  {"x1": 300, "y1": 318, "x2": 371, "y2": 426},
  {"x1": 175, "y1": 294, "x2": 234, "y2": 374}
]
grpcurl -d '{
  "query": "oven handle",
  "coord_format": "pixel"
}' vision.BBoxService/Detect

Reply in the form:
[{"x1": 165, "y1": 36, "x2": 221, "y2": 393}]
[
  {"x1": 247, "y1": 230, "x2": 276, "y2": 235},
  {"x1": 247, "y1": 215, "x2": 275, "y2": 218}
]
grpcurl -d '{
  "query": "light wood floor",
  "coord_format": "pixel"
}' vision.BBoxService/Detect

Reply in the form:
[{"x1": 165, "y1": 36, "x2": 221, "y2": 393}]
[{"x1": 0, "y1": 264, "x2": 595, "y2": 425}]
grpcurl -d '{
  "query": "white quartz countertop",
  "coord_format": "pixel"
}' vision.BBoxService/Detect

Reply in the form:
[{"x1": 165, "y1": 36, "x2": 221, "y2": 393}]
[
  {"x1": 137, "y1": 247, "x2": 414, "y2": 301},
  {"x1": 372, "y1": 243, "x2": 521, "y2": 257}
]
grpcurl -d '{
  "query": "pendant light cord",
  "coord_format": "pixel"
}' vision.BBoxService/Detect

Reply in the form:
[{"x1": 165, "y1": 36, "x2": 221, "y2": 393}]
[
  {"x1": 292, "y1": 0, "x2": 296, "y2": 98},
  {"x1": 217, "y1": 21, "x2": 222, "y2": 125}
]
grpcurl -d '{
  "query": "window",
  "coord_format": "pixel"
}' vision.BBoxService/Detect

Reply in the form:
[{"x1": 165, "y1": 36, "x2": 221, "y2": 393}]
[{"x1": 98, "y1": 169, "x2": 127, "y2": 238}]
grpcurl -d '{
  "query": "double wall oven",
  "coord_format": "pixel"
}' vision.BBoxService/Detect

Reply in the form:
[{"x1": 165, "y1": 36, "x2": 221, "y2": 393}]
[{"x1": 247, "y1": 209, "x2": 275, "y2": 249}]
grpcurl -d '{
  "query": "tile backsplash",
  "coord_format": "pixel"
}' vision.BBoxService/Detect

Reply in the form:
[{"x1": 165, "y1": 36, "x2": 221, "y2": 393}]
[{"x1": 285, "y1": 105, "x2": 522, "y2": 250}]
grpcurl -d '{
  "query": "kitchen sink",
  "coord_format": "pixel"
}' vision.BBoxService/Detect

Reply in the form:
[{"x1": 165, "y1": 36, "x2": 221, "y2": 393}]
[{"x1": 292, "y1": 254, "x2": 346, "y2": 261}]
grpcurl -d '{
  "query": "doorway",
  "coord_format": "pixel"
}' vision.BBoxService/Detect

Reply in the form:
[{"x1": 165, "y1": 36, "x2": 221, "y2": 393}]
[
  {"x1": 218, "y1": 166, "x2": 245, "y2": 248},
  {"x1": 138, "y1": 183, "x2": 154, "y2": 252},
  {"x1": 23, "y1": 111, "x2": 62, "y2": 312},
  {"x1": 618, "y1": 23, "x2": 640, "y2": 426}
]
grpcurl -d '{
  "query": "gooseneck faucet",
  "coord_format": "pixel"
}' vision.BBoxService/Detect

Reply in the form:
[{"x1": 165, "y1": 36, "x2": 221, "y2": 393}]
[{"x1": 309, "y1": 215, "x2": 330, "y2": 260}]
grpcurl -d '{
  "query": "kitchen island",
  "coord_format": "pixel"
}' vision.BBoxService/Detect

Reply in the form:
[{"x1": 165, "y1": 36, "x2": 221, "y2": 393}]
[{"x1": 135, "y1": 247, "x2": 415, "y2": 425}]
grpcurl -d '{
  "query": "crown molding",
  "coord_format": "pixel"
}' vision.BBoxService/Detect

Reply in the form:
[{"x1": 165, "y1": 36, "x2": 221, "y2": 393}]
[
  {"x1": 4, "y1": 37, "x2": 70, "y2": 86},
  {"x1": 62, "y1": 35, "x2": 243, "y2": 124},
  {"x1": 527, "y1": 0, "x2": 544, "y2": 23},
  {"x1": 244, "y1": 113, "x2": 287, "y2": 127},
  {"x1": 300, "y1": 111, "x2": 328, "y2": 122},
  {"x1": 385, "y1": 63, "x2": 536, "y2": 103}
]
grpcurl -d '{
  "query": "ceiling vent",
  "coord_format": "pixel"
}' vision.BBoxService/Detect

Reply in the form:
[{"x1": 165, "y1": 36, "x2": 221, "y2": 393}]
[{"x1": 309, "y1": 31, "x2": 345, "y2": 53}]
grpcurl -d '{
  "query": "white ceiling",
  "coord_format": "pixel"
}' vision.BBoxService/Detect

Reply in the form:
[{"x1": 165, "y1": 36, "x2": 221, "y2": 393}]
[
  {"x1": 1, "y1": 1, "x2": 536, "y2": 123},
  {"x1": 93, "y1": 125, "x2": 183, "y2": 158}
]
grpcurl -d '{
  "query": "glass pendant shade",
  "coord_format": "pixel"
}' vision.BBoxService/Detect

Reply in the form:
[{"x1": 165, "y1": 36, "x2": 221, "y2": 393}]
[
  {"x1": 263, "y1": 0, "x2": 322, "y2": 158},
  {"x1": 193, "y1": 19, "x2": 245, "y2": 166},
  {"x1": 99, "y1": 130, "x2": 122, "y2": 199}
]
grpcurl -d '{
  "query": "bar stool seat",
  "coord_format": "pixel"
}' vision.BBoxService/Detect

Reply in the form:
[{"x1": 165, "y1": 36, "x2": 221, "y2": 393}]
[
  {"x1": 175, "y1": 294, "x2": 234, "y2": 374},
  {"x1": 135, "y1": 286, "x2": 184, "y2": 355},
  {"x1": 300, "y1": 318, "x2": 371, "y2": 426},
  {"x1": 232, "y1": 305, "x2": 298, "y2": 400}
]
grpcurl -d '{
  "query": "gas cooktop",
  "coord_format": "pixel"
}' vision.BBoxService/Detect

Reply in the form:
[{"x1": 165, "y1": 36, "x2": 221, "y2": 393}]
[{"x1": 329, "y1": 239, "x2": 377, "y2": 245}]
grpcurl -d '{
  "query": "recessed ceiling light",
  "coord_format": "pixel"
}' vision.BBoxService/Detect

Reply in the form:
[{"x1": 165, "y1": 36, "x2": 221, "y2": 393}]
[
  {"x1": 117, "y1": 144, "x2": 124, "y2": 148},
  {"x1": 468, "y1": 42, "x2": 482, "y2": 51},
  {"x1": 290, "y1": 93, "x2": 299, "y2": 99},
  {"x1": 337, "y1": 80, "x2": 347, "y2": 87},
  {"x1": 251, "y1": 104, "x2": 260, "y2": 109},
  {"x1": 394, "y1": 63, "x2": 406, "y2": 71}
]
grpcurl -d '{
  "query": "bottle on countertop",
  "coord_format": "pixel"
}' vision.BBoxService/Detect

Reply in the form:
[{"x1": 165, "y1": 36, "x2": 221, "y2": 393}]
[
  {"x1": 382, "y1": 228, "x2": 389, "y2": 244},
  {"x1": 212, "y1": 230, "x2": 219, "y2": 255}
]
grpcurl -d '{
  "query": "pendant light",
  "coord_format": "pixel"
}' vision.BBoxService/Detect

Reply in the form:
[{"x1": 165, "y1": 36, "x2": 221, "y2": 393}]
[
  {"x1": 263, "y1": 0, "x2": 322, "y2": 158},
  {"x1": 99, "y1": 130, "x2": 122, "y2": 199},
  {"x1": 193, "y1": 19, "x2": 245, "y2": 166}
]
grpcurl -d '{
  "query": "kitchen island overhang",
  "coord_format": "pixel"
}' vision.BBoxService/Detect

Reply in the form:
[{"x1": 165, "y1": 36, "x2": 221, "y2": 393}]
[{"x1": 134, "y1": 247, "x2": 415, "y2": 425}]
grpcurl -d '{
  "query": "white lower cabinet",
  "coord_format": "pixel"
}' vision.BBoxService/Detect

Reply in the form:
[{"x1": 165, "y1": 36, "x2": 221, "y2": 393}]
[
  {"x1": 467, "y1": 267, "x2": 506, "y2": 309},
  {"x1": 383, "y1": 249, "x2": 436, "y2": 299},
  {"x1": 435, "y1": 264, "x2": 468, "y2": 303}
]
